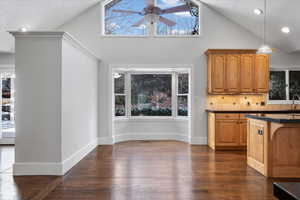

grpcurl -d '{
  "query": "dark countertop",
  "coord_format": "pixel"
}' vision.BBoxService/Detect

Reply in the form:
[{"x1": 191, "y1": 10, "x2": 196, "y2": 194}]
[
  {"x1": 206, "y1": 109, "x2": 300, "y2": 114},
  {"x1": 274, "y1": 182, "x2": 300, "y2": 200},
  {"x1": 246, "y1": 114, "x2": 300, "y2": 123}
]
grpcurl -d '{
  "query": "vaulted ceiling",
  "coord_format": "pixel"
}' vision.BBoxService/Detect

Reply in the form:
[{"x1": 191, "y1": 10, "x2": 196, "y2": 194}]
[
  {"x1": 200, "y1": 0, "x2": 300, "y2": 53},
  {"x1": 0, "y1": 0, "x2": 100, "y2": 52},
  {"x1": 0, "y1": 0, "x2": 299, "y2": 53}
]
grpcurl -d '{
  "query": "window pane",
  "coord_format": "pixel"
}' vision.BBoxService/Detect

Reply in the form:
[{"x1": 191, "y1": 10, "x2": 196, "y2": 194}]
[
  {"x1": 269, "y1": 71, "x2": 286, "y2": 100},
  {"x1": 115, "y1": 95, "x2": 125, "y2": 116},
  {"x1": 104, "y1": 0, "x2": 147, "y2": 35},
  {"x1": 114, "y1": 73, "x2": 125, "y2": 94},
  {"x1": 131, "y1": 74, "x2": 172, "y2": 116},
  {"x1": 289, "y1": 71, "x2": 300, "y2": 100},
  {"x1": 178, "y1": 96, "x2": 188, "y2": 116},
  {"x1": 178, "y1": 73, "x2": 189, "y2": 94},
  {"x1": 156, "y1": 0, "x2": 199, "y2": 36}
]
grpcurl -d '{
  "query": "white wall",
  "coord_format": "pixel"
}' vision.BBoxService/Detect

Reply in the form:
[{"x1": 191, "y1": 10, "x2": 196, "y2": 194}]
[
  {"x1": 12, "y1": 32, "x2": 99, "y2": 175},
  {"x1": 61, "y1": 39, "x2": 98, "y2": 161},
  {"x1": 58, "y1": 2, "x2": 300, "y2": 144},
  {"x1": 14, "y1": 36, "x2": 62, "y2": 166},
  {"x1": 0, "y1": 53, "x2": 14, "y2": 66},
  {"x1": 0, "y1": 32, "x2": 14, "y2": 53}
]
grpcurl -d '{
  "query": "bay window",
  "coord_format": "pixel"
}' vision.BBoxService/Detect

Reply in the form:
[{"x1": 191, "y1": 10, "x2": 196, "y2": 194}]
[{"x1": 113, "y1": 70, "x2": 190, "y2": 118}]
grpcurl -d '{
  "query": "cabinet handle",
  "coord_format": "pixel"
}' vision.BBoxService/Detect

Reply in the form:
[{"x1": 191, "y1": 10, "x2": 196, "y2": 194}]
[{"x1": 257, "y1": 129, "x2": 264, "y2": 135}]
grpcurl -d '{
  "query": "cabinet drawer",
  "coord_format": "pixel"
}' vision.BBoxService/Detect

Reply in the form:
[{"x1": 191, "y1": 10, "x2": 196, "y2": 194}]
[{"x1": 216, "y1": 113, "x2": 239, "y2": 120}]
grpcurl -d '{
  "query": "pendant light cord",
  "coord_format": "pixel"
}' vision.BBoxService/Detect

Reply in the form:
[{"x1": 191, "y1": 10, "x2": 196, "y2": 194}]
[{"x1": 264, "y1": 0, "x2": 267, "y2": 45}]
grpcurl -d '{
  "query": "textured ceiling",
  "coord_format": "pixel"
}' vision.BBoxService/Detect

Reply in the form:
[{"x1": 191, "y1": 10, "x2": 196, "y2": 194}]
[{"x1": 200, "y1": 0, "x2": 300, "y2": 53}]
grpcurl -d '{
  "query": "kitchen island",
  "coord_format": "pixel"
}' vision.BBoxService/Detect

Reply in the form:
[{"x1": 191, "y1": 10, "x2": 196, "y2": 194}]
[{"x1": 246, "y1": 114, "x2": 300, "y2": 178}]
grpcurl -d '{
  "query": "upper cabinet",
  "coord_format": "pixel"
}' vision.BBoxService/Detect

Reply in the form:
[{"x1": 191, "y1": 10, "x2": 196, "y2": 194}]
[
  {"x1": 254, "y1": 54, "x2": 270, "y2": 93},
  {"x1": 206, "y1": 49, "x2": 269, "y2": 94},
  {"x1": 210, "y1": 54, "x2": 226, "y2": 93}
]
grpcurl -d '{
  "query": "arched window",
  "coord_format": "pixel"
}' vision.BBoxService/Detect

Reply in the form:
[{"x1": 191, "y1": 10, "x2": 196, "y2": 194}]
[{"x1": 102, "y1": 0, "x2": 200, "y2": 36}]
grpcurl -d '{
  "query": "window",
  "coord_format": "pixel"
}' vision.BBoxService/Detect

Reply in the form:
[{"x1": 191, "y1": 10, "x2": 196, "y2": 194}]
[
  {"x1": 268, "y1": 69, "x2": 300, "y2": 103},
  {"x1": 131, "y1": 74, "x2": 172, "y2": 116},
  {"x1": 114, "y1": 73, "x2": 126, "y2": 116},
  {"x1": 103, "y1": 0, "x2": 200, "y2": 36},
  {"x1": 1, "y1": 72, "x2": 15, "y2": 137},
  {"x1": 113, "y1": 70, "x2": 190, "y2": 118},
  {"x1": 177, "y1": 73, "x2": 189, "y2": 116}
]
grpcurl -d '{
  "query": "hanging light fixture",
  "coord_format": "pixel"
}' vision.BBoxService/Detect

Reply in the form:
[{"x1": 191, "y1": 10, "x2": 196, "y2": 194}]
[{"x1": 257, "y1": 0, "x2": 272, "y2": 54}]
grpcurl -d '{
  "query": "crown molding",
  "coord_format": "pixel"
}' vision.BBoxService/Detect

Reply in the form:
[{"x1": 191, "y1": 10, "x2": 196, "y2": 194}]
[{"x1": 9, "y1": 31, "x2": 101, "y2": 61}]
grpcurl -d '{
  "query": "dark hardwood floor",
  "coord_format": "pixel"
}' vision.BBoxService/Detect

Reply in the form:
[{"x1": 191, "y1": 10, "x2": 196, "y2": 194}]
[
  {"x1": 43, "y1": 141, "x2": 299, "y2": 200},
  {"x1": 0, "y1": 146, "x2": 61, "y2": 200}
]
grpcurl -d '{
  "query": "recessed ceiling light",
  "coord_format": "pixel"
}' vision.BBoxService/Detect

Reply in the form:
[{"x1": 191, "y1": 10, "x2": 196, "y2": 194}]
[
  {"x1": 254, "y1": 8, "x2": 263, "y2": 15},
  {"x1": 19, "y1": 26, "x2": 29, "y2": 32},
  {"x1": 281, "y1": 26, "x2": 290, "y2": 34}
]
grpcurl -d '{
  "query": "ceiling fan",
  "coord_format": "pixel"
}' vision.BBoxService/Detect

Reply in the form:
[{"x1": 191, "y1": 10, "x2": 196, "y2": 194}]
[{"x1": 112, "y1": 0, "x2": 192, "y2": 27}]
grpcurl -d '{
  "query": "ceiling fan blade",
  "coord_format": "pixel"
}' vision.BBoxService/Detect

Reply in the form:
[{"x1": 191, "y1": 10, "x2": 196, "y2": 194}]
[
  {"x1": 162, "y1": 5, "x2": 190, "y2": 14},
  {"x1": 145, "y1": 0, "x2": 155, "y2": 7},
  {"x1": 159, "y1": 16, "x2": 176, "y2": 27},
  {"x1": 132, "y1": 18, "x2": 146, "y2": 27},
  {"x1": 112, "y1": 9, "x2": 142, "y2": 15}
]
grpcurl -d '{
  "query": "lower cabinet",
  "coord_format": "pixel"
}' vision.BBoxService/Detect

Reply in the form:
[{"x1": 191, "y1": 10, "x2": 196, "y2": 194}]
[
  {"x1": 239, "y1": 120, "x2": 248, "y2": 146},
  {"x1": 208, "y1": 113, "x2": 249, "y2": 150},
  {"x1": 215, "y1": 120, "x2": 240, "y2": 147}
]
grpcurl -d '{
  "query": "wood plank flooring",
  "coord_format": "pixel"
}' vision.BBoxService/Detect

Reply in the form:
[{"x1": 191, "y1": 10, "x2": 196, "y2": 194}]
[
  {"x1": 0, "y1": 146, "x2": 60, "y2": 200},
  {"x1": 43, "y1": 141, "x2": 300, "y2": 200}
]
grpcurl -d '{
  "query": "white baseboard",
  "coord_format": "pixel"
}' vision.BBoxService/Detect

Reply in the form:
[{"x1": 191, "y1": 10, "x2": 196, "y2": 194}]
[
  {"x1": 98, "y1": 135, "x2": 206, "y2": 145},
  {"x1": 98, "y1": 137, "x2": 113, "y2": 145},
  {"x1": 13, "y1": 139, "x2": 98, "y2": 176},
  {"x1": 190, "y1": 137, "x2": 207, "y2": 145},
  {"x1": 61, "y1": 139, "x2": 98, "y2": 174},
  {"x1": 13, "y1": 162, "x2": 63, "y2": 176},
  {"x1": 113, "y1": 133, "x2": 189, "y2": 143}
]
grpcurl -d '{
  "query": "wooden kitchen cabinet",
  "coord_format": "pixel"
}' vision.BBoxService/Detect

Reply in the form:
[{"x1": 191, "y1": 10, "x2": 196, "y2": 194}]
[
  {"x1": 206, "y1": 49, "x2": 269, "y2": 94},
  {"x1": 247, "y1": 115, "x2": 300, "y2": 178},
  {"x1": 215, "y1": 120, "x2": 240, "y2": 147},
  {"x1": 210, "y1": 54, "x2": 226, "y2": 93},
  {"x1": 239, "y1": 120, "x2": 248, "y2": 147},
  {"x1": 240, "y1": 54, "x2": 255, "y2": 93},
  {"x1": 254, "y1": 54, "x2": 269, "y2": 93},
  {"x1": 226, "y1": 54, "x2": 240, "y2": 93},
  {"x1": 208, "y1": 113, "x2": 248, "y2": 150}
]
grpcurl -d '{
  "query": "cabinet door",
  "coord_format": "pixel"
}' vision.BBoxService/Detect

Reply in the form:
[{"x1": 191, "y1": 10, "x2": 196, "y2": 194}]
[
  {"x1": 254, "y1": 55, "x2": 269, "y2": 93},
  {"x1": 226, "y1": 55, "x2": 240, "y2": 93},
  {"x1": 211, "y1": 54, "x2": 226, "y2": 93},
  {"x1": 239, "y1": 120, "x2": 247, "y2": 146},
  {"x1": 215, "y1": 120, "x2": 240, "y2": 147},
  {"x1": 248, "y1": 121, "x2": 265, "y2": 164},
  {"x1": 240, "y1": 54, "x2": 255, "y2": 93}
]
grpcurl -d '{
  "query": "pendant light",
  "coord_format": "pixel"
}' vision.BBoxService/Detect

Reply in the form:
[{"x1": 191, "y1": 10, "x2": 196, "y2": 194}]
[{"x1": 257, "y1": 0, "x2": 272, "y2": 54}]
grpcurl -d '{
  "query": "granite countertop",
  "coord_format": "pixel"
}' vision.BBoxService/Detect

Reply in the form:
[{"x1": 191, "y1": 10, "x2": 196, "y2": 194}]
[
  {"x1": 274, "y1": 182, "x2": 300, "y2": 200},
  {"x1": 246, "y1": 114, "x2": 300, "y2": 123},
  {"x1": 205, "y1": 109, "x2": 300, "y2": 114}
]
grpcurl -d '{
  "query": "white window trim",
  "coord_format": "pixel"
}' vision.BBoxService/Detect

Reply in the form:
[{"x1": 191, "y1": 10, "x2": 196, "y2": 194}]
[
  {"x1": 100, "y1": 0, "x2": 202, "y2": 38},
  {"x1": 268, "y1": 68, "x2": 300, "y2": 104},
  {"x1": 113, "y1": 68, "x2": 190, "y2": 120}
]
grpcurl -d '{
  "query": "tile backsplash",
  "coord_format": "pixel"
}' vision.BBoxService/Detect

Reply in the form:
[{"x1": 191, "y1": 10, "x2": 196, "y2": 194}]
[{"x1": 206, "y1": 95, "x2": 296, "y2": 111}]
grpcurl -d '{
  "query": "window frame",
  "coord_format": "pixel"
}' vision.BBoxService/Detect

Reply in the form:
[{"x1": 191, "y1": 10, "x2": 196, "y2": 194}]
[
  {"x1": 268, "y1": 68, "x2": 300, "y2": 104},
  {"x1": 101, "y1": 0, "x2": 202, "y2": 38},
  {"x1": 112, "y1": 69, "x2": 190, "y2": 119}
]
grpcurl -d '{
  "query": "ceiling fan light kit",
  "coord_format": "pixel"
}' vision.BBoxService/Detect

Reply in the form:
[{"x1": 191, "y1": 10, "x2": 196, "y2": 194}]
[{"x1": 112, "y1": 0, "x2": 192, "y2": 28}]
